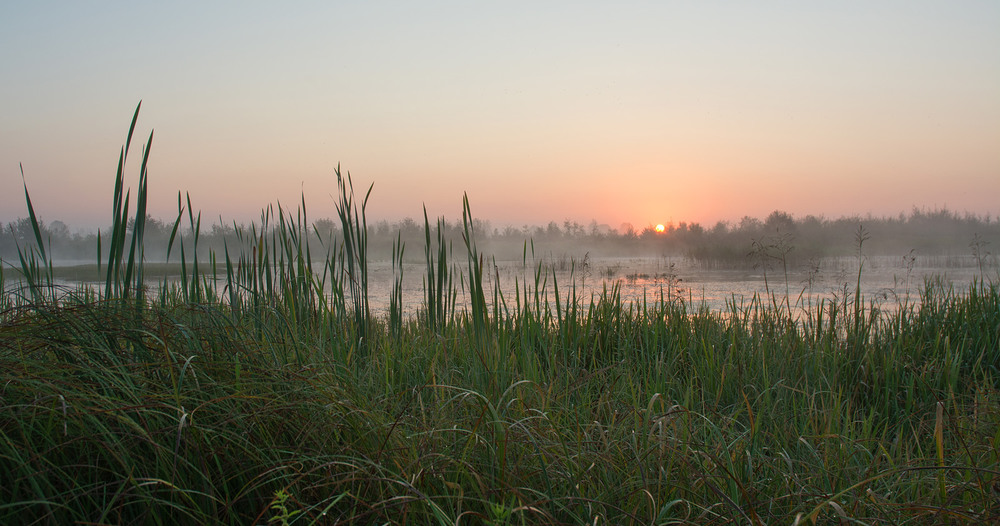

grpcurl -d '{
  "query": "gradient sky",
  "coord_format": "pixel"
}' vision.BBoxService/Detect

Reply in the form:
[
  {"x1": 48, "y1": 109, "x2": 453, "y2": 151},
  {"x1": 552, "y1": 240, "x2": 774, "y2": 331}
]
[{"x1": 3, "y1": 1, "x2": 999, "y2": 232}]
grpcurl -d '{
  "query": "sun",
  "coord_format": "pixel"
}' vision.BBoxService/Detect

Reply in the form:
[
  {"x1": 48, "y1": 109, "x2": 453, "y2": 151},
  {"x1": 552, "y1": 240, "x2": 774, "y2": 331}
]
[{"x1": 655, "y1": 224, "x2": 665, "y2": 233}]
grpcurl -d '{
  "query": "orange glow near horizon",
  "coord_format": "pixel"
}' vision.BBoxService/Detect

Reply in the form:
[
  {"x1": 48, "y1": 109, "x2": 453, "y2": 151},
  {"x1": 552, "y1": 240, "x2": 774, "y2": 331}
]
[{"x1": 1, "y1": 5, "x2": 998, "y2": 230}]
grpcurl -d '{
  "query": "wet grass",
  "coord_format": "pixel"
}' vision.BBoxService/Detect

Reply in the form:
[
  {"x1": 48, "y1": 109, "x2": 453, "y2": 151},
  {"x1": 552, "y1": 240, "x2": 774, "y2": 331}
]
[{"x1": 2, "y1": 105, "x2": 999, "y2": 524}]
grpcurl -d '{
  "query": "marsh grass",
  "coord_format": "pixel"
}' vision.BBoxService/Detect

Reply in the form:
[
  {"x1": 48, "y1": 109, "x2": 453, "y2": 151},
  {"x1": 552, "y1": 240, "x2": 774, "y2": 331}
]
[{"x1": 2, "y1": 105, "x2": 999, "y2": 524}]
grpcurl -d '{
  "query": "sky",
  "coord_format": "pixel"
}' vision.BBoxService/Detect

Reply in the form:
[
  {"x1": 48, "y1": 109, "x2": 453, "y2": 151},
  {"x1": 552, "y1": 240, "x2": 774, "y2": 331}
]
[{"x1": 2, "y1": 1, "x2": 999, "y2": 233}]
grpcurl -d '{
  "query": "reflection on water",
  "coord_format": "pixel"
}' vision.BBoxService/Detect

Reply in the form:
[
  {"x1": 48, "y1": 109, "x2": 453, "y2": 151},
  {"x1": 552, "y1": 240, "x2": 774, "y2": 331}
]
[
  {"x1": 10, "y1": 255, "x2": 993, "y2": 318},
  {"x1": 359, "y1": 255, "x2": 993, "y2": 318}
]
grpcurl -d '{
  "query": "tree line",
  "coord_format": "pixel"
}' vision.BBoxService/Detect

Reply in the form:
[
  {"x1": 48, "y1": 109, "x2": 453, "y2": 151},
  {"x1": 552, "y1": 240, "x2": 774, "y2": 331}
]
[{"x1": 2, "y1": 206, "x2": 997, "y2": 269}]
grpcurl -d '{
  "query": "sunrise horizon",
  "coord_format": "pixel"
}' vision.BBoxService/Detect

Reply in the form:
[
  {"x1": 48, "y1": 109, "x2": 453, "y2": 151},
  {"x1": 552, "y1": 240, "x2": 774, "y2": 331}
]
[
  {"x1": 3, "y1": 2, "x2": 998, "y2": 236},
  {"x1": 7, "y1": 139, "x2": 1000, "y2": 236}
]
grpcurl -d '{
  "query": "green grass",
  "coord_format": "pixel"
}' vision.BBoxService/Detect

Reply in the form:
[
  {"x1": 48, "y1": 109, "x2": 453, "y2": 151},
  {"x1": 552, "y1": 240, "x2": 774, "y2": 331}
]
[{"x1": 2, "y1": 104, "x2": 999, "y2": 524}]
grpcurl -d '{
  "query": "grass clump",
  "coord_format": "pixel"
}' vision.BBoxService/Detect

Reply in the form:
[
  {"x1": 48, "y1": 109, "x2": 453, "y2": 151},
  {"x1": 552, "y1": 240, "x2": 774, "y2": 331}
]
[{"x1": 2, "y1": 105, "x2": 999, "y2": 524}]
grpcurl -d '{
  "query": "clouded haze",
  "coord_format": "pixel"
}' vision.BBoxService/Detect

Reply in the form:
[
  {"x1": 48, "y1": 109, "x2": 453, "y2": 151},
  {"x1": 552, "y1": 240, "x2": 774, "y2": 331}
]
[{"x1": 2, "y1": 2, "x2": 998, "y2": 232}]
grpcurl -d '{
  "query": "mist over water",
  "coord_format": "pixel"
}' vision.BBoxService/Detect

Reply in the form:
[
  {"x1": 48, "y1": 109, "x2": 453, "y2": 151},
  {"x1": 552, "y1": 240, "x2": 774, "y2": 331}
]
[
  {"x1": 352, "y1": 254, "x2": 991, "y2": 318},
  {"x1": 3, "y1": 200, "x2": 998, "y2": 317},
  {"x1": 10, "y1": 251, "x2": 996, "y2": 320}
]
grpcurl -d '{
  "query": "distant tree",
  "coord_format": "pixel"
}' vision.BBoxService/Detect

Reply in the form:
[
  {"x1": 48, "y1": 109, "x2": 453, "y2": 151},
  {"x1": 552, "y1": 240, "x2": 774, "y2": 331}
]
[
  {"x1": 562, "y1": 220, "x2": 584, "y2": 237},
  {"x1": 472, "y1": 218, "x2": 492, "y2": 238},
  {"x1": 48, "y1": 220, "x2": 70, "y2": 241},
  {"x1": 501, "y1": 225, "x2": 521, "y2": 237},
  {"x1": 209, "y1": 222, "x2": 236, "y2": 238},
  {"x1": 737, "y1": 216, "x2": 762, "y2": 233},
  {"x1": 400, "y1": 217, "x2": 420, "y2": 236},
  {"x1": 147, "y1": 217, "x2": 172, "y2": 238},
  {"x1": 9, "y1": 217, "x2": 42, "y2": 243},
  {"x1": 126, "y1": 215, "x2": 171, "y2": 238},
  {"x1": 800, "y1": 215, "x2": 823, "y2": 229},
  {"x1": 313, "y1": 218, "x2": 338, "y2": 240},
  {"x1": 711, "y1": 220, "x2": 729, "y2": 236},
  {"x1": 764, "y1": 210, "x2": 795, "y2": 233},
  {"x1": 588, "y1": 219, "x2": 602, "y2": 238}
]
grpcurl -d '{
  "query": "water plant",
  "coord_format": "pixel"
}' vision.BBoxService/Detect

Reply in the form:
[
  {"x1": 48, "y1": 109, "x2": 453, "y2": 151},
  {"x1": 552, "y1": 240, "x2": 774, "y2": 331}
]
[{"x1": 2, "y1": 105, "x2": 999, "y2": 524}]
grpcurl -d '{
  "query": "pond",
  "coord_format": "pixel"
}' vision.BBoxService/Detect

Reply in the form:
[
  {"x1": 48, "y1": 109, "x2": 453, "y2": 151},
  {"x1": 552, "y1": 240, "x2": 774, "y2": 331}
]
[
  {"x1": 7, "y1": 254, "x2": 992, "y2": 318},
  {"x1": 358, "y1": 254, "x2": 993, "y2": 318}
]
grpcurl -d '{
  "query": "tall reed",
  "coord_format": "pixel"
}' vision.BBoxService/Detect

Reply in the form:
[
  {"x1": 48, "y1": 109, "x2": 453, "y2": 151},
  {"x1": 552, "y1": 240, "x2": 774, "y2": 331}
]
[
  {"x1": 13, "y1": 165, "x2": 54, "y2": 304},
  {"x1": 422, "y1": 205, "x2": 454, "y2": 334},
  {"x1": 334, "y1": 167, "x2": 372, "y2": 354},
  {"x1": 101, "y1": 101, "x2": 153, "y2": 303}
]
